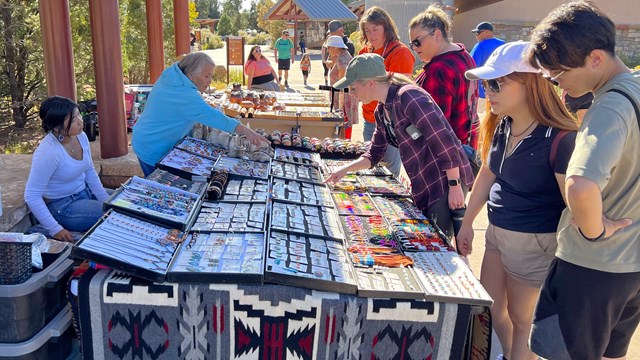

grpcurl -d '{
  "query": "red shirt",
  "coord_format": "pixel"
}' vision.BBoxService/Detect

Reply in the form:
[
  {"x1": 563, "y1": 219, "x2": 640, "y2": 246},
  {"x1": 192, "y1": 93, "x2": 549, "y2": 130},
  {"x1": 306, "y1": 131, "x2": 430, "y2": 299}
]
[
  {"x1": 359, "y1": 40, "x2": 415, "y2": 123},
  {"x1": 414, "y1": 44, "x2": 478, "y2": 147}
]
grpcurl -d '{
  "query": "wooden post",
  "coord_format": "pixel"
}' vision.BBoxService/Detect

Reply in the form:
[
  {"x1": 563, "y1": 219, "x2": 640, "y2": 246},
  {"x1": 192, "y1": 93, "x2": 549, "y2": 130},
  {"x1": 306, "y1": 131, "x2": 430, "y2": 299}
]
[
  {"x1": 39, "y1": 0, "x2": 76, "y2": 101},
  {"x1": 89, "y1": 0, "x2": 128, "y2": 158},
  {"x1": 173, "y1": 0, "x2": 190, "y2": 57},
  {"x1": 146, "y1": 0, "x2": 164, "y2": 83}
]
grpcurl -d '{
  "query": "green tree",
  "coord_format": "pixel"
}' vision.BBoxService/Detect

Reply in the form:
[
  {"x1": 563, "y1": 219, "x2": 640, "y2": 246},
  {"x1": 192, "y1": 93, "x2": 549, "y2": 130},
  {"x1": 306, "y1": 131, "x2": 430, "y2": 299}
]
[
  {"x1": 247, "y1": 0, "x2": 258, "y2": 30},
  {"x1": 194, "y1": 0, "x2": 220, "y2": 19},
  {"x1": 0, "y1": 0, "x2": 45, "y2": 128},
  {"x1": 256, "y1": 0, "x2": 286, "y2": 41},
  {"x1": 216, "y1": 13, "x2": 232, "y2": 36},
  {"x1": 221, "y1": 0, "x2": 242, "y2": 32}
]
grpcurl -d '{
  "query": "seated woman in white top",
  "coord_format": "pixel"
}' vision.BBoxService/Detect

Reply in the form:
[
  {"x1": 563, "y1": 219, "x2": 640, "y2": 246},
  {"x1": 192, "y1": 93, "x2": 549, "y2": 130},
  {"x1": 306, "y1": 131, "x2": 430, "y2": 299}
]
[{"x1": 24, "y1": 96, "x2": 109, "y2": 242}]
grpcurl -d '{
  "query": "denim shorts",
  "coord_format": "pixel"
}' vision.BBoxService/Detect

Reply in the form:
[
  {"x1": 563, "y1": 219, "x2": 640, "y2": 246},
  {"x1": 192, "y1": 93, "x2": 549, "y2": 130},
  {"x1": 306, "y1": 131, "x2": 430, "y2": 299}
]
[{"x1": 46, "y1": 187, "x2": 105, "y2": 232}]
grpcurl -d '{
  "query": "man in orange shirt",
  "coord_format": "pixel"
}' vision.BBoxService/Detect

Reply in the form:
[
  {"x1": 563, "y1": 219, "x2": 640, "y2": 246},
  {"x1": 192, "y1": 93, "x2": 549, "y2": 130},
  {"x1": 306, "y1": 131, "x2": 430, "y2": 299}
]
[{"x1": 357, "y1": 6, "x2": 415, "y2": 177}]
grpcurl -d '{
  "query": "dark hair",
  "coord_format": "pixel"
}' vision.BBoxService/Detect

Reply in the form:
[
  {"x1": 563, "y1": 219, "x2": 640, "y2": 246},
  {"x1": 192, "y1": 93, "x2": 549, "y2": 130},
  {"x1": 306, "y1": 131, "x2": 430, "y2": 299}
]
[
  {"x1": 359, "y1": 6, "x2": 400, "y2": 47},
  {"x1": 247, "y1": 46, "x2": 261, "y2": 63},
  {"x1": 39, "y1": 96, "x2": 78, "y2": 134},
  {"x1": 409, "y1": 4, "x2": 452, "y2": 42},
  {"x1": 526, "y1": 1, "x2": 616, "y2": 71}
]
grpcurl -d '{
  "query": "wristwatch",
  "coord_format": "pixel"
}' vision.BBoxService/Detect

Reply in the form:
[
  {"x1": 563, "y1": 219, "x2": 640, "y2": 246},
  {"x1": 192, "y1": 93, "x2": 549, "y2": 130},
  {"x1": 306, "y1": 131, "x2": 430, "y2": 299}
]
[{"x1": 448, "y1": 178, "x2": 461, "y2": 187}]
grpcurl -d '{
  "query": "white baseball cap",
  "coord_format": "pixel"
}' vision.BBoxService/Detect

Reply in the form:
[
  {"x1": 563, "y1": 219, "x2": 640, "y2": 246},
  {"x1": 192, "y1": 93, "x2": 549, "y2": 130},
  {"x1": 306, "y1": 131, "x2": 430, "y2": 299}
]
[
  {"x1": 325, "y1": 36, "x2": 348, "y2": 49},
  {"x1": 465, "y1": 41, "x2": 538, "y2": 80}
]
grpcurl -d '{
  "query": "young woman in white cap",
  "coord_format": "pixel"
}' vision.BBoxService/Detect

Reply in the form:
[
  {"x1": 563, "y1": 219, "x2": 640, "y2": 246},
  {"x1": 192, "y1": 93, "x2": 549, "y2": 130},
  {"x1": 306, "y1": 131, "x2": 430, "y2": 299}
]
[
  {"x1": 326, "y1": 53, "x2": 474, "y2": 239},
  {"x1": 457, "y1": 41, "x2": 578, "y2": 360},
  {"x1": 325, "y1": 35, "x2": 358, "y2": 139}
]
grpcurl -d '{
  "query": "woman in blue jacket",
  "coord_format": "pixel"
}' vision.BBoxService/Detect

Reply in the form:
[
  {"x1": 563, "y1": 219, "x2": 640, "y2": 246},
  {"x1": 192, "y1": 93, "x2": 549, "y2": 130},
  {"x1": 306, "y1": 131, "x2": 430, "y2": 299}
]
[{"x1": 132, "y1": 53, "x2": 268, "y2": 176}]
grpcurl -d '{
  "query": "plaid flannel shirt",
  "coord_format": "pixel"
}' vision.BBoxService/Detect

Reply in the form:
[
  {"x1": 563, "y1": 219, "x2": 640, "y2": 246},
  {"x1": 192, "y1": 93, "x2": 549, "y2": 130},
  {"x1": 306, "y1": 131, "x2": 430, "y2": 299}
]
[
  {"x1": 361, "y1": 84, "x2": 474, "y2": 210},
  {"x1": 415, "y1": 45, "x2": 478, "y2": 147}
]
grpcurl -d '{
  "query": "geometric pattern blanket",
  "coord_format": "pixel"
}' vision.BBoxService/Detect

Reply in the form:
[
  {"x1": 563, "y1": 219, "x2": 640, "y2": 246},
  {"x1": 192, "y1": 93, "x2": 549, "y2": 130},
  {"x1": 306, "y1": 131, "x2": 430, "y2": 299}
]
[{"x1": 76, "y1": 269, "x2": 473, "y2": 360}]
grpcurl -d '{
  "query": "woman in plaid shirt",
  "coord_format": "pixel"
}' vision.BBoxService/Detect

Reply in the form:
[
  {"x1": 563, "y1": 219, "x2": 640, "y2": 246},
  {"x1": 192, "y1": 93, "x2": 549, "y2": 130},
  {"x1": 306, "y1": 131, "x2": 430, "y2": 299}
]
[
  {"x1": 409, "y1": 5, "x2": 479, "y2": 148},
  {"x1": 327, "y1": 54, "x2": 474, "y2": 239}
]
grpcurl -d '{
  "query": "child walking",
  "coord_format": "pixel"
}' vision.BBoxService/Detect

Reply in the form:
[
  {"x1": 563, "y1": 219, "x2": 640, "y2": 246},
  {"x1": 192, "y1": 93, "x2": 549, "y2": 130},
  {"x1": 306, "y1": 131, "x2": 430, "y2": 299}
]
[{"x1": 300, "y1": 54, "x2": 311, "y2": 86}]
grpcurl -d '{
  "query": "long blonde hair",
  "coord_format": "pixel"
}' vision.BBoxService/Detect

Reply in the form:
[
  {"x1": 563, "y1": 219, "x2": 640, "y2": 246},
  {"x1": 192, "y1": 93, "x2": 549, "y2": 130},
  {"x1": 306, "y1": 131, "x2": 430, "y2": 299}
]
[{"x1": 479, "y1": 72, "x2": 578, "y2": 163}]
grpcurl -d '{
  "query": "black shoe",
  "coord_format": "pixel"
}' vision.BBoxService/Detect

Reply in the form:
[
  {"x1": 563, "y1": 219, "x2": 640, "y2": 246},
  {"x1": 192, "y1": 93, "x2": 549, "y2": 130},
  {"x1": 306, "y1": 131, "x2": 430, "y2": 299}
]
[{"x1": 285, "y1": 81, "x2": 289, "y2": 87}]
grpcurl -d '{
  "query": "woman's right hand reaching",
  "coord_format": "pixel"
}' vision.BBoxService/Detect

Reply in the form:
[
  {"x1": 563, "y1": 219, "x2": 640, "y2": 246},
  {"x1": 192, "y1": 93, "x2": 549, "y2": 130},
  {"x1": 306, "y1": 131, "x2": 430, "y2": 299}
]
[
  {"x1": 455, "y1": 223, "x2": 474, "y2": 256},
  {"x1": 53, "y1": 228, "x2": 74, "y2": 243}
]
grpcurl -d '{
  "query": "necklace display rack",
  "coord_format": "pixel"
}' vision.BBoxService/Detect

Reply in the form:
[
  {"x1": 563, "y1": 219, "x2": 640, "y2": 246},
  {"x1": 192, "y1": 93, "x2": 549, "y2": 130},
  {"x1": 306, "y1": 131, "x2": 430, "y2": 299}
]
[
  {"x1": 167, "y1": 231, "x2": 266, "y2": 283},
  {"x1": 391, "y1": 219, "x2": 453, "y2": 252},
  {"x1": 221, "y1": 177, "x2": 270, "y2": 202},
  {"x1": 274, "y1": 148, "x2": 322, "y2": 167},
  {"x1": 214, "y1": 156, "x2": 271, "y2": 179},
  {"x1": 332, "y1": 192, "x2": 381, "y2": 217},
  {"x1": 372, "y1": 197, "x2": 427, "y2": 222},
  {"x1": 270, "y1": 160, "x2": 325, "y2": 184},
  {"x1": 322, "y1": 160, "x2": 392, "y2": 178},
  {"x1": 157, "y1": 147, "x2": 218, "y2": 180},
  {"x1": 264, "y1": 230, "x2": 357, "y2": 294},
  {"x1": 271, "y1": 178, "x2": 334, "y2": 207},
  {"x1": 270, "y1": 200, "x2": 344, "y2": 241},
  {"x1": 104, "y1": 176, "x2": 202, "y2": 230},
  {"x1": 193, "y1": 202, "x2": 266, "y2": 232},
  {"x1": 357, "y1": 176, "x2": 411, "y2": 198},
  {"x1": 146, "y1": 168, "x2": 209, "y2": 196},
  {"x1": 72, "y1": 209, "x2": 185, "y2": 282},
  {"x1": 409, "y1": 251, "x2": 493, "y2": 306},
  {"x1": 175, "y1": 136, "x2": 227, "y2": 160}
]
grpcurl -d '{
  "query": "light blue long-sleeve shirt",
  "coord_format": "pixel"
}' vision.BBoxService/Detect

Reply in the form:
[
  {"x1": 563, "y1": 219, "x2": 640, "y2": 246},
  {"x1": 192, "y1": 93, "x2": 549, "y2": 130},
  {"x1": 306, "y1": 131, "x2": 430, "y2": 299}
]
[{"x1": 132, "y1": 62, "x2": 240, "y2": 165}]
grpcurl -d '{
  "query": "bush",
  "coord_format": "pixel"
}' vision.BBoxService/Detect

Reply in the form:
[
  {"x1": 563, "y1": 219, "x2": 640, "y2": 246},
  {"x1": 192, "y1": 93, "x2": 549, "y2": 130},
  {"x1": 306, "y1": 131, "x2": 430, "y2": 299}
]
[
  {"x1": 349, "y1": 31, "x2": 363, "y2": 54},
  {"x1": 238, "y1": 30, "x2": 271, "y2": 45},
  {"x1": 620, "y1": 54, "x2": 640, "y2": 69},
  {"x1": 199, "y1": 28, "x2": 224, "y2": 50}
]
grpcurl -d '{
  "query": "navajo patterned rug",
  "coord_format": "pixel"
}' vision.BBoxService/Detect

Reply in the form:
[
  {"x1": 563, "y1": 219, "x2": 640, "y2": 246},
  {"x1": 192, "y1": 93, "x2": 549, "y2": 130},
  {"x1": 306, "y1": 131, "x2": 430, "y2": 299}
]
[{"x1": 76, "y1": 269, "x2": 474, "y2": 360}]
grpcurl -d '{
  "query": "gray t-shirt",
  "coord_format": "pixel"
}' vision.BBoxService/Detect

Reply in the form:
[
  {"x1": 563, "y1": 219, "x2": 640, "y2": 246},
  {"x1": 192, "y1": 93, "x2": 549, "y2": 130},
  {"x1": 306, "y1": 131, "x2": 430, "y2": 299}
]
[{"x1": 556, "y1": 72, "x2": 640, "y2": 273}]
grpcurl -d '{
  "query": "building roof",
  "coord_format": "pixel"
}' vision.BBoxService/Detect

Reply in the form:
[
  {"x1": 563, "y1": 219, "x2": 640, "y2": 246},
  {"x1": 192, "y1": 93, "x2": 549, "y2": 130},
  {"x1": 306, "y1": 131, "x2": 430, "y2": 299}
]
[{"x1": 264, "y1": 0, "x2": 358, "y2": 22}]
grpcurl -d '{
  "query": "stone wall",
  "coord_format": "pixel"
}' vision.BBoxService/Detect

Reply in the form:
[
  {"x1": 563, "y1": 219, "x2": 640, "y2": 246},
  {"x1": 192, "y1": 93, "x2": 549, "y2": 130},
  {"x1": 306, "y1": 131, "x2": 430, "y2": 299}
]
[{"x1": 492, "y1": 23, "x2": 640, "y2": 64}]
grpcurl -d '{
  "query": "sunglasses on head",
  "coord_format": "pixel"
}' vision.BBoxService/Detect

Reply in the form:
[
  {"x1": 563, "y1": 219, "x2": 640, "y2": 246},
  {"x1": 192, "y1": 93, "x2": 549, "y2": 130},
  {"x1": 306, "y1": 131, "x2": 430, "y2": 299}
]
[
  {"x1": 482, "y1": 79, "x2": 506, "y2": 93},
  {"x1": 253, "y1": 48, "x2": 261, "y2": 52}
]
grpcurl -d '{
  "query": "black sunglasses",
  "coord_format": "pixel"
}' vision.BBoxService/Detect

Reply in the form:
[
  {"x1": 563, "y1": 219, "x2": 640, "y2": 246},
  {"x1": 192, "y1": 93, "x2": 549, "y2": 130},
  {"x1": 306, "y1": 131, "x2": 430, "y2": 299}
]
[
  {"x1": 409, "y1": 32, "x2": 434, "y2": 49},
  {"x1": 482, "y1": 79, "x2": 506, "y2": 93},
  {"x1": 253, "y1": 48, "x2": 261, "y2": 52}
]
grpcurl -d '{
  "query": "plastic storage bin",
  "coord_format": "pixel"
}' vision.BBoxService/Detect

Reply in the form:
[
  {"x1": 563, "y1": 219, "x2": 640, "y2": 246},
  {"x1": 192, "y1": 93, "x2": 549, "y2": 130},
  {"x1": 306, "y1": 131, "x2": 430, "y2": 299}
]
[
  {"x1": 0, "y1": 245, "x2": 73, "y2": 343},
  {"x1": 0, "y1": 307, "x2": 73, "y2": 360}
]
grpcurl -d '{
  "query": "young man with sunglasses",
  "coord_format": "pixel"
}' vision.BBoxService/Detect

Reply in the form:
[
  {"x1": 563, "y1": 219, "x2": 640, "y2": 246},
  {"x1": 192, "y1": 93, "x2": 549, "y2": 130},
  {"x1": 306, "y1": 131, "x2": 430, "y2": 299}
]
[
  {"x1": 470, "y1": 21, "x2": 505, "y2": 119},
  {"x1": 525, "y1": 2, "x2": 640, "y2": 360}
]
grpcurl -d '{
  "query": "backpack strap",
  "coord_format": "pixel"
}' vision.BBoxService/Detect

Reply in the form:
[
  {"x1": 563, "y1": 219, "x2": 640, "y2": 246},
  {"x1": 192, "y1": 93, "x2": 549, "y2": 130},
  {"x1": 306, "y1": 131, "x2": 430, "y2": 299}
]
[
  {"x1": 382, "y1": 44, "x2": 401, "y2": 60},
  {"x1": 549, "y1": 130, "x2": 570, "y2": 168},
  {"x1": 607, "y1": 89, "x2": 640, "y2": 130}
]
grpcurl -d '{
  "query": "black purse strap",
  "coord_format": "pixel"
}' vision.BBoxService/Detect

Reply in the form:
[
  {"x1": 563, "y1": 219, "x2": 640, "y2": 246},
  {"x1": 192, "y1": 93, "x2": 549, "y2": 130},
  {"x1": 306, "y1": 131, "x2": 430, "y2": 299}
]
[{"x1": 607, "y1": 89, "x2": 640, "y2": 131}]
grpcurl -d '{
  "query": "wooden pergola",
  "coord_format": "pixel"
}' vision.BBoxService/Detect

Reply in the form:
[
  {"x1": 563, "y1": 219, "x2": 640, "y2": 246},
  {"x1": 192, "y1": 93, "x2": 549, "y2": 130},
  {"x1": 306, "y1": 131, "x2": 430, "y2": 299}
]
[{"x1": 39, "y1": 0, "x2": 192, "y2": 159}]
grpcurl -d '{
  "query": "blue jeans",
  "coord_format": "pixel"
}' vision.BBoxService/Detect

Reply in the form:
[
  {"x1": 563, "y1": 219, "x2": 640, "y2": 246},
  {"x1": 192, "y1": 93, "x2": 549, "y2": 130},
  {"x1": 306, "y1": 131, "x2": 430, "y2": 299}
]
[
  {"x1": 363, "y1": 121, "x2": 402, "y2": 177},
  {"x1": 46, "y1": 187, "x2": 104, "y2": 232},
  {"x1": 138, "y1": 157, "x2": 156, "y2": 177}
]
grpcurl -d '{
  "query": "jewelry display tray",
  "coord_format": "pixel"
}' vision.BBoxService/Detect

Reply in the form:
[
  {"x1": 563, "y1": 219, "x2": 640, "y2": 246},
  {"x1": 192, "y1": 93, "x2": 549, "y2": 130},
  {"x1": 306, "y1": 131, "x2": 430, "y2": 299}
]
[
  {"x1": 357, "y1": 176, "x2": 411, "y2": 198},
  {"x1": 353, "y1": 265, "x2": 427, "y2": 300},
  {"x1": 331, "y1": 192, "x2": 381, "y2": 217},
  {"x1": 220, "y1": 176, "x2": 270, "y2": 202},
  {"x1": 103, "y1": 176, "x2": 202, "y2": 231},
  {"x1": 156, "y1": 147, "x2": 218, "y2": 180},
  {"x1": 409, "y1": 252, "x2": 493, "y2": 306},
  {"x1": 322, "y1": 160, "x2": 392, "y2": 177},
  {"x1": 146, "y1": 168, "x2": 209, "y2": 197},
  {"x1": 166, "y1": 231, "x2": 266, "y2": 284},
  {"x1": 270, "y1": 160, "x2": 325, "y2": 184},
  {"x1": 269, "y1": 200, "x2": 344, "y2": 241},
  {"x1": 214, "y1": 156, "x2": 271, "y2": 180},
  {"x1": 263, "y1": 229, "x2": 358, "y2": 295},
  {"x1": 273, "y1": 147, "x2": 322, "y2": 167},
  {"x1": 175, "y1": 136, "x2": 227, "y2": 160},
  {"x1": 270, "y1": 178, "x2": 334, "y2": 207},
  {"x1": 72, "y1": 209, "x2": 185, "y2": 283},
  {"x1": 193, "y1": 201, "x2": 267, "y2": 232},
  {"x1": 390, "y1": 219, "x2": 453, "y2": 253}
]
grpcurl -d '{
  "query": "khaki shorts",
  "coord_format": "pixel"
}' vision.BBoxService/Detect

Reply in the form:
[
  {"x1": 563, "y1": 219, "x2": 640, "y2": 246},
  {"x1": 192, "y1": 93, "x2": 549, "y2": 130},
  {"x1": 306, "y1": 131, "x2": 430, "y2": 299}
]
[{"x1": 485, "y1": 223, "x2": 557, "y2": 288}]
